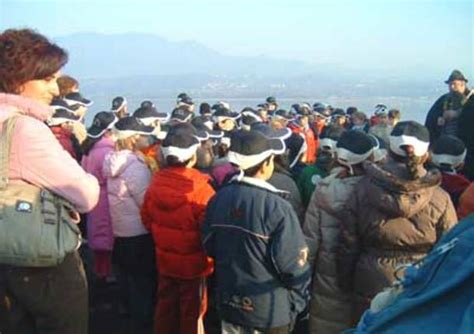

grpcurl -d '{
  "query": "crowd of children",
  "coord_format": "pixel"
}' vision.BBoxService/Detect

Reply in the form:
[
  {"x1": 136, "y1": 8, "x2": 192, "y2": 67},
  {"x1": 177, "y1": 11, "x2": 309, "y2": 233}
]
[
  {"x1": 40, "y1": 68, "x2": 474, "y2": 334},
  {"x1": 1, "y1": 28, "x2": 473, "y2": 334}
]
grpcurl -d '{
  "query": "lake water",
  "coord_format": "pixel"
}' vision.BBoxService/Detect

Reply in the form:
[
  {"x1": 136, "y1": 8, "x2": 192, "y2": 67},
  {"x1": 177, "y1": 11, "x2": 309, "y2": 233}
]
[{"x1": 82, "y1": 95, "x2": 437, "y2": 126}]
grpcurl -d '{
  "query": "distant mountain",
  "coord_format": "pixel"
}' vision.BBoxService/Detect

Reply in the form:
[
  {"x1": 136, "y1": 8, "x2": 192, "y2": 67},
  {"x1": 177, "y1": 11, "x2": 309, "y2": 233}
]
[
  {"x1": 55, "y1": 32, "x2": 316, "y2": 79},
  {"x1": 55, "y1": 32, "x2": 444, "y2": 101}
]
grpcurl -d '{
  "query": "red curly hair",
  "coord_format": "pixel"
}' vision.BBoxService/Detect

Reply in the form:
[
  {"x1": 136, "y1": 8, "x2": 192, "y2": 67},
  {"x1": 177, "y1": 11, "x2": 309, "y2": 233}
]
[{"x1": 0, "y1": 29, "x2": 68, "y2": 94}]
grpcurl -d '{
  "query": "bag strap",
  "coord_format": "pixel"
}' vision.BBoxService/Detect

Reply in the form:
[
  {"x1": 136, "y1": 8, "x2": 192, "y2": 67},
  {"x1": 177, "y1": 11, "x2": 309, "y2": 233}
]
[{"x1": 0, "y1": 117, "x2": 18, "y2": 190}]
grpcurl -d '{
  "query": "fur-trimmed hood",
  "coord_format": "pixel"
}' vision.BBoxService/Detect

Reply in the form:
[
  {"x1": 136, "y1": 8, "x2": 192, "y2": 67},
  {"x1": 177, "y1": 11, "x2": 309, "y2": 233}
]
[{"x1": 364, "y1": 160, "x2": 442, "y2": 218}]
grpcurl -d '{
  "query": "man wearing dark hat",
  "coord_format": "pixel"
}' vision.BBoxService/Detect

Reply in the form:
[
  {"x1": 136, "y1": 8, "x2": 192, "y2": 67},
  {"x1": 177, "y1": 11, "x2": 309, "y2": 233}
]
[{"x1": 425, "y1": 69, "x2": 471, "y2": 143}]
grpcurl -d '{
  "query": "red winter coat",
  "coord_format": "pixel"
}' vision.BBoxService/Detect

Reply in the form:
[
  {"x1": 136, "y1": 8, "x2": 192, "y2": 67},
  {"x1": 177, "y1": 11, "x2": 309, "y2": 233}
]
[{"x1": 141, "y1": 167, "x2": 215, "y2": 279}]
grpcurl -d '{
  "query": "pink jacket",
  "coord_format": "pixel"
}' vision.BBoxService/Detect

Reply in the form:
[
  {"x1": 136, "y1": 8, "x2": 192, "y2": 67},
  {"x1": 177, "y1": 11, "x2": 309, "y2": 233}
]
[
  {"x1": 0, "y1": 93, "x2": 99, "y2": 213},
  {"x1": 82, "y1": 137, "x2": 115, "y2": 251},
  {"x1": 103, "y1": 150, "x2": 151, "y2": 238}
]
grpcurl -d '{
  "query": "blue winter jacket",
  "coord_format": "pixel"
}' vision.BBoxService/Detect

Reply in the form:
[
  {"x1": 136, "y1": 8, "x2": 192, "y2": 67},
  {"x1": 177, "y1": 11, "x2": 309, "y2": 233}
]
[{"x1": 202, "y1": 176, "x2": 311, "y2": 330}]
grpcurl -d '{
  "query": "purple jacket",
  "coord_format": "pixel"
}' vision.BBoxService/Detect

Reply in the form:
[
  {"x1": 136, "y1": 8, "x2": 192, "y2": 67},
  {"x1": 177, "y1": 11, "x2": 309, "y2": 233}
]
[{"x1": 82, "y1": 137, "x2": 115, "y2": 251}]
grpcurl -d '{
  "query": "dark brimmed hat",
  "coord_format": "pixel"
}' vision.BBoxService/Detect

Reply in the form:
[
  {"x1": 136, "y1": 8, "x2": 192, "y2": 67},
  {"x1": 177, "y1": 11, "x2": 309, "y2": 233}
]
[
  {"x1": 431, "y1": 135, "x2": 466, "y2": 169},
  {"x1": 285, "y1": 133, "x2": 307, "y2": 168},
  {"x1": 251, "y1": 122, "x2": 291, "y2": 141},
  {"x1": 445, "y1": 70, "x2": 468, "y2": 84},
  {"x1": 140, "y1": 100, "x2": 154, "y2": 108},
  {"x1": 191, "y1": 116, "x2": 224, "y2": 139},
  {"x1": 241, "y1": 108, "x2": 263, "y2": 123},
  {"x1": 111, "y1": 96, "x2": 127, "y2": 112},
  {"x1": 389, "y1": 121, "x2": 430, "y2": 157},
  {"x1": 87, "y1": 111, "x2": 118, "y2": 138},
  {"x1": 170, "y1": 107, "x2": 193, "y2": 123},
  {"x1": 177, "y1": 93, "x2": 194, "y2": 107},
  {"x1": 133, "y1": 106, "x2": 169, "y2": 125},
  {"x1": 47, "y1": 108, "x2": 81, "y2": 126},
  {"x1": 228, "y1": 130, "x2": 285, "y2": 170},
  {"x1": 213, "y1": 107, "x2": 241, "y2": 122},
  {"x1": 336, "y1": 130, "x2": 375, "y2": 168},
  {"x1": 50, "y1": 98, "x2": 80, "y2": 113},
  {"x1": 266, "y1": 96, "x2": 277, "y2": 104},
  {"x1": 113, "y1": 116, "x2": 154, "y2": 140},
  {"x1": 319, "y1": 126, "x2": 345, "y2": 153},
  {"x1": 272, "y1": 109, "x2": 294, "y2": 122},
  {"x1": 64, "y1": 92, "x2": 92, "y2": 107},
  {"x1": 161, "y1": 123, "x2": 201, "y2": 162}
]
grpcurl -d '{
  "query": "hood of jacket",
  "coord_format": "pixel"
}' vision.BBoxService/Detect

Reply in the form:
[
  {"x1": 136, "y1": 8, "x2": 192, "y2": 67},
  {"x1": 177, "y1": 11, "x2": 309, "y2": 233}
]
[
  {"x1": 364, "y1": 160, "x2": 442, "y2": 218},
  {"x1": 103, "y1": 150, "x2": 144, "y2": 178},
  {"x1": 0, "y1": 93, "x2": 53, "y2": 122}
]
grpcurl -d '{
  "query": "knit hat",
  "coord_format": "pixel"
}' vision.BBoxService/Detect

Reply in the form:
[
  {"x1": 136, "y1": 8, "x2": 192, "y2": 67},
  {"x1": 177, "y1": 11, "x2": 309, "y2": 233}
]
[
  {"x1": 170, "y1": 106, "x2": 193, "y2": 123},
  {"x1": 389, "y1": 121, "x2": 430, "y2": 158},
  {"x1": 161, "y1": 123, "x2": 201, "y2": 162},
  {"x1": 374, "y1": 104, "x2": 388, "y2": 116},
  {"x1": 431, "y1": 135, "x2": 467, "y2": 170},
  {"x1": 228, "y1": 130, "x2": 285, "y2": 170},
  {"x1": 445, "y1": 70, "x2": 468, "y2": 84},
  {"x1": 113, "y1": 116, "x2": 155, "y2": 140},
  {"x1": 133, "y1": 106, "x2": 169, "y2": 125},
  {"x1": 87, "y1": 111, "x2": 118, "y2": 138},
  {"x1": 285, "y1": 133, "x2": 307, "y2": 168},
  {"x1": 336, "y1": 130, "x2": 374, "y2": 172},
  {"x1": 111, "y1": 96, "x2": 127, "y2": 112},
  {"x1": 47, "y1": 108, "x2": 80, "y2": 126},
  {"x1": 64, "y1": 92, "x2": 93, "y2": 107}
]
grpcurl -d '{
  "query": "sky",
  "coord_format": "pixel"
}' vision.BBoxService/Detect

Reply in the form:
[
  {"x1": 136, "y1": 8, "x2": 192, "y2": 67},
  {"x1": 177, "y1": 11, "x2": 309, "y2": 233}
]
[{"x1": 0, "y1": 0, "x2": 473, "y2": 78}]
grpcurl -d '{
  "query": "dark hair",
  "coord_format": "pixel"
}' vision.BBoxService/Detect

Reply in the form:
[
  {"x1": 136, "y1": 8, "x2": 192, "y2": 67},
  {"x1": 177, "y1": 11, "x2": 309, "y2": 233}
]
[
  {"x1": 0, "y1": 29, "x2": 68, "y2": 93},
  {"x1": 81, "y1": 137, "x2": 101, "y2": 156},
  {"x1": 165, "y1": 155, "x2": 191, "y2": 168},
  {"x1": 200, "y1": 102, "x2": 211, "y2": 115},
  {"x1": 57, "y1": 75, "x2": 78, "y2": 97},
  {"x1": 243, "y1": 156, "x2": 272, "y2": 177},
  {"x1": 388, "y1": 109, "x2": 401, "y2": 119}
]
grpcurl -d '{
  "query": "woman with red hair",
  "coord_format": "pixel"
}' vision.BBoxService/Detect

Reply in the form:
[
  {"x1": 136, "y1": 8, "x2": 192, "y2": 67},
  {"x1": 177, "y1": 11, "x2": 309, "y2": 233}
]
[{"x1": 0, "y1": 29, "x2": 99, "y2": 334}]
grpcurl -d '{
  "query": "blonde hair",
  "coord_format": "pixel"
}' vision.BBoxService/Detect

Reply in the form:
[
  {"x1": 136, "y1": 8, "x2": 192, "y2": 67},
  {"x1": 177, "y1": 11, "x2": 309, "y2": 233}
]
[{"x1": 116, "y1": 135, "x2": 139, "y2": 151}]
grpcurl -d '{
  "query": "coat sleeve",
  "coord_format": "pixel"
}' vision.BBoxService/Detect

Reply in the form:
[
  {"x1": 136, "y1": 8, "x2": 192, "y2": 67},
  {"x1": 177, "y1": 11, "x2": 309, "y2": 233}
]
[
  {"x1": 15, "y1": 117, "x2": 99, "y2": 213},
  {"x1": 193, "y1": 181, "x2": 216, "y2": 227},
  {"x1": 270, "y1": 204, "x2": 311, "y2": 291},
  {"x1": 140, "y1": 180, "x2": 154, "y2": 231},
  {"x1": 436, "y1": 194, "x2": 458, "y2": 239},
  {"x1": 127, "y1": 161, "x2": 151, "y2": 208},
  {"x1": 303, "y1": 191, "x2": 322, "y2": 269},
  {"x1": 336, "y1": 189, "x2": 361, "y2": 293},
  {"x1": 201, "y1": 196, "x2": 217, "y2": 258},
  {"x1": 270, "y1": 203, "x2": 311, "y2": 314}
]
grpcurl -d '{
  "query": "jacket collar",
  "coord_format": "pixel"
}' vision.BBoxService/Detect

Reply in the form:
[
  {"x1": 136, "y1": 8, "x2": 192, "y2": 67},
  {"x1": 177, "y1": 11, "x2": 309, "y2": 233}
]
[
  {"x1": 230, "y1": 170, "x2": 285, "y2": 193},
  {"x1": 0, "y1": 93, "x2": 53, "y2": 121}
]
